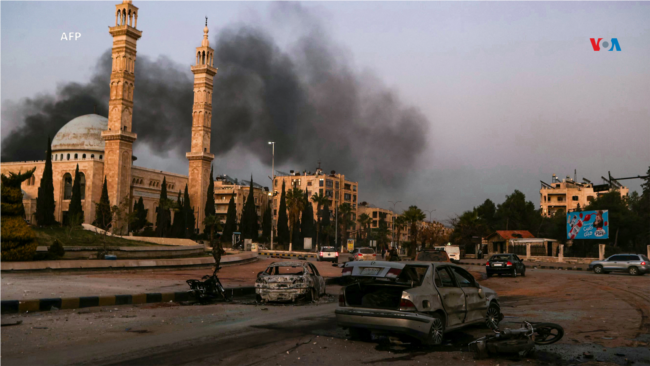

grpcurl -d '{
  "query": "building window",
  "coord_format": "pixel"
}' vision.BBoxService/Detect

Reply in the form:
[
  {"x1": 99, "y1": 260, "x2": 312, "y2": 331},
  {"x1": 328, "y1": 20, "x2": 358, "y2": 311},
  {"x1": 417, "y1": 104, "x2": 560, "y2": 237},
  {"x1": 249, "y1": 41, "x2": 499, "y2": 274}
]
[
  {"x1": 353, "y1": 195, "x2": 357, "y2": 202},
  {"x1": 326, "y1": 180, "x2": 333, "y2": 188},
  {"x1": 63, "y1": 173, "x2": 73, "y2": 199},
  {"x1": 544, "y1": 196, "x2": 547, "y2": 202},
  {"x1": 91, "y1": 154, "x2": 95, "y2": 159},
  {"x1": 557, "y1": 196, "x2": 564, "y2": 202},
  {"x1": 572, "y1": 196, "x2": 579, "y2": 201},
  {"x1": 587, "y1": 196, "x2": 594, "y2": 202},
  {"x1": 325, "y1": 189, "x2": 333, "y2": 197},
  {"x1": 60, "y1": 154, "x2": 63, "y2": 160},
  {"x1": 352, "y1": 204, "x2": 356, "y2": 210},
  {"x1": 82, "y1": 154, "x2": 86, "y2": 159},
  {"x1": 319, "y1": 188, "x2": 323, "y2": 196},
  {"x1": 67, "y1": 154, "x2": 70, "y2": 160},
  {"x1": 274, "y1": 209, "x2": 277, "y2": 216},
  {"x1": 372, "y1": 211, "x2": 378, "y2": 218},
  {"x1": 344, "y1": 183, "x2": 351, "y2": 190},
  {"x1": 335, "y1": 182, "x2": 339, "y2": 189},
  {"x1": 344, "y1": 193, "x2": 351, "y2": 201},
  {"x1": 79, "y1": 173, "x2": 86, "y2": 200},
  {"x1": 319, "y1": 179, "x2": 324, "y2": 187},
  {"x1": 74, "y1": 153, "x2": 78, "y2": 159},
  {"x1": 373, "y1": 220, "x2": 378, "y2": 228},
  {"x1": 307, "y1": 181, "x2": 312, "y2": 187},
  {"x1": 353, "y1": 185, "x2": 357, "y2": 192},
  {"x1": 291, "y1": 178, "x2": 301, "y2": 187},
  {"x1": 99, "y1": 155, "x2": 103, "y2": 160}
]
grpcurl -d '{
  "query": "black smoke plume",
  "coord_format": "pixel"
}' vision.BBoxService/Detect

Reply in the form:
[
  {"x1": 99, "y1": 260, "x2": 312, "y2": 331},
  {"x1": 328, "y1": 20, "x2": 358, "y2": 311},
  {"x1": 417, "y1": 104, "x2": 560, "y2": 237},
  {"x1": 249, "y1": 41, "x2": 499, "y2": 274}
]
[{"x1": 2, "y1": 6, "x2": 429, "y2": 188}]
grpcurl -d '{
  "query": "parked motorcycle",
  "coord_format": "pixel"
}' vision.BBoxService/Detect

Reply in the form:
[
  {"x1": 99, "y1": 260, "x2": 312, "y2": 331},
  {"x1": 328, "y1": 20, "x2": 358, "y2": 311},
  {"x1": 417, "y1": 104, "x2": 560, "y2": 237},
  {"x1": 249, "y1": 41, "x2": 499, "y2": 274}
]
[
  {"x1": 187, "y1": 270, "x2": 228, "y2": 303},
  {"x1": 469, "y1": 321, "x2": 564, "y2": 359}
]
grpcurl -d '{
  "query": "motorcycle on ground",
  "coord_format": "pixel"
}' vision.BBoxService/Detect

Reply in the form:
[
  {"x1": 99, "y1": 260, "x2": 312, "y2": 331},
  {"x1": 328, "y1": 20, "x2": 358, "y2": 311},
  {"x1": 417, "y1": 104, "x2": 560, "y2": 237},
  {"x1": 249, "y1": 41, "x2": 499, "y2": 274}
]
[
  {"x1": 186, "y1": 268, "x2": 228, "y2": 303},
  {"x1": 469, "y1": 321, "x2": 564, "y2": 359}
]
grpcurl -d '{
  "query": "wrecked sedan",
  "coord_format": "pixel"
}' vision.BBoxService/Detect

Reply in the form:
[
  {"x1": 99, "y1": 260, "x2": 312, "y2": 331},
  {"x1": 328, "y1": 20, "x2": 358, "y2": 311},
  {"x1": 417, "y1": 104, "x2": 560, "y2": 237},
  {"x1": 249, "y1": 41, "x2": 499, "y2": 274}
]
[
  {"x1": 336, "y1": 261, "x2": 501, "y2": 345},
  {"x1": 255, "y1": 261, "x2": 326, "y2": 302}
]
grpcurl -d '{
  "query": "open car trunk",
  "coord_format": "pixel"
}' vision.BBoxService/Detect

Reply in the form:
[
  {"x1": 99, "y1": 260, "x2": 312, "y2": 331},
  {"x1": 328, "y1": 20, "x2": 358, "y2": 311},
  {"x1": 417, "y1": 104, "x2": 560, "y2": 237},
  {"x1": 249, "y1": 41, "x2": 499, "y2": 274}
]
[{"x1": 344, "y1": 283, "x2": 409, "y2": 310}]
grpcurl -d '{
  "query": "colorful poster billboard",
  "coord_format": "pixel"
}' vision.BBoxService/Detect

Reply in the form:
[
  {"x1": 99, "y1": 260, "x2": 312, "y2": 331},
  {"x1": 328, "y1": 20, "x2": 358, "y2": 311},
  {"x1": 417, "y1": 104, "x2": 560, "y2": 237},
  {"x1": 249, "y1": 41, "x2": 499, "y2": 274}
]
[{"x1": 567, "y1": 210, "x2": 609, "y2": 240}]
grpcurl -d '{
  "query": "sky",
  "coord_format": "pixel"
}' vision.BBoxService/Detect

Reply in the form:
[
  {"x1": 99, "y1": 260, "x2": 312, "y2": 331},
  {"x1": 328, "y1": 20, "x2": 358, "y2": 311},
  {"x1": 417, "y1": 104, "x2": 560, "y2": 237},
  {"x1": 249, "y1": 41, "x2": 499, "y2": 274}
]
[{"x1": 2, "y1": 1, "x2": 649, "y2": 223}]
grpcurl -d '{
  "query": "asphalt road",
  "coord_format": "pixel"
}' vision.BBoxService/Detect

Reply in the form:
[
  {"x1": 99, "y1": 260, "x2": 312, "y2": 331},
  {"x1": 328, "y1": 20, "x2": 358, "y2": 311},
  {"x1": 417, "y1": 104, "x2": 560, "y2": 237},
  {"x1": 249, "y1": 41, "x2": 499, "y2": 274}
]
[{"x1": 2, "y1": 265, "x2": 649, "y2": 366}]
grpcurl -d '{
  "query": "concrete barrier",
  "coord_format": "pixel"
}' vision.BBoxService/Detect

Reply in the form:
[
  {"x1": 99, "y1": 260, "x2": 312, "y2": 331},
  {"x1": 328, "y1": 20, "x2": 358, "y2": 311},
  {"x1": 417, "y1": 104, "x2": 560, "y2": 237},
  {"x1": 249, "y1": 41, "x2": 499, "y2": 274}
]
[
  {"x1": 35, "y1": 245, "x2": 205, "y2": 260},
  {"x1": 258, "y1": 250, "x2": 317, "y2": 258}
]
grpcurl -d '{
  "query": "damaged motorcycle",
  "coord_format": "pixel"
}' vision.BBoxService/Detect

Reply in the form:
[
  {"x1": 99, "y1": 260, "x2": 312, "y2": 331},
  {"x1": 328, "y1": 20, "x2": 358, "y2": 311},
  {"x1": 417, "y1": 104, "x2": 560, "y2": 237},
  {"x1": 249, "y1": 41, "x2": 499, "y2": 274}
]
[{"x1": 469, "y1": 321, "x2": 564, "y2": 359}]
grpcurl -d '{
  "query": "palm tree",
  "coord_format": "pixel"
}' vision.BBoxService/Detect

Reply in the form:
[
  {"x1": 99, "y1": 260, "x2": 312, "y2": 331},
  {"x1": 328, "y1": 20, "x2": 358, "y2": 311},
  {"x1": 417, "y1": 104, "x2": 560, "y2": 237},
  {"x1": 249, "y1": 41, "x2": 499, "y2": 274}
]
[
  {"x1": 338, "y1": 203, "x2": 354, "y2": 245},
  {"x1": 311, "y1": 192, "x2": 329, "y2": 248},
  {"x1": 402, "y1": 206, "x2": 426, "y2": 258},
  {"x1": 357, "y1": 213, "x2": 373, "y2": 246},
  {"x1": 394, "y1": 215, "x2": 407, "y2": 248},
  {"x1": 287, "y1": 187, "x2": 305, "y2": 250}
]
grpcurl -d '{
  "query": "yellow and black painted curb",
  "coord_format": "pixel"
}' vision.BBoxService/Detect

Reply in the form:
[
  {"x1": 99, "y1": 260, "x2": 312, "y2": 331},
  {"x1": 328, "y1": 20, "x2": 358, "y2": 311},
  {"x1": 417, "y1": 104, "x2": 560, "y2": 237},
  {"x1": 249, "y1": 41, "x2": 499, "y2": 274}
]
[
  {"x1": 258, "y1": 251, "x2": 317, "y2": 258},
  {"x1": 1, "y1": 287, "x2": 256, "y2": 314}
]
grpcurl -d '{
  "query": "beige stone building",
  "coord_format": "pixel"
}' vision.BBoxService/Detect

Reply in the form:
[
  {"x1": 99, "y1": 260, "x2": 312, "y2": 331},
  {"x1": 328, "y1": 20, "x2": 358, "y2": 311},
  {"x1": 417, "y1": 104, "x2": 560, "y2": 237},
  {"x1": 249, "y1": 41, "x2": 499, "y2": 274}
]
[
  {"x1": 540, "y1": 174, "x2": 629, "y2": 217},
  {"x1": 1, "y1": 1, "x2": 219, "y2": 233},
  {"x1": 272, "y1": 168, "x2": 359, "y2": 237},
  {"x1": 213, "y1": 175, "x2": 270, "y2": 225}
]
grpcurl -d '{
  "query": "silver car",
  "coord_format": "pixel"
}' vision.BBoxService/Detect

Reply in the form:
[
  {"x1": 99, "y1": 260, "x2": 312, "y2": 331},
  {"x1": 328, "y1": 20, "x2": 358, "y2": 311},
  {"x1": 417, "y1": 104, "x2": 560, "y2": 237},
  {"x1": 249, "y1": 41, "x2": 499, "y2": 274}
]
[
  {"x1": 256, "y1": 261, "x2": 326, "y2": 302},
  {"x1": 589, "y1": 254, "x2": 649, "y2": 276},
  {"x1": 335, "y1": 261, "x2": 501, "y2": 345}
]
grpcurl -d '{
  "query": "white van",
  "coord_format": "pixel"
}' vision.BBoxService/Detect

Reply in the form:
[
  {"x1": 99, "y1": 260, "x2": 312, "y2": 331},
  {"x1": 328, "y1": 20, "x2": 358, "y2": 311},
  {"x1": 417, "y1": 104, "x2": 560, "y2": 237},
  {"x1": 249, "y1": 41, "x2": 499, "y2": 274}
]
[{"x1": 435, "y1": 245, "x2": 460, "y2": 262}]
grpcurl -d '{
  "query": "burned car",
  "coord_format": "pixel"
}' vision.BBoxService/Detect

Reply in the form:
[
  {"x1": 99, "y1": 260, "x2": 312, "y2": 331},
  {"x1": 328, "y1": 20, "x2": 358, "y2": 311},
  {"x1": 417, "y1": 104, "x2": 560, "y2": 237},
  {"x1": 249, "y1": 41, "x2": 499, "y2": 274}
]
[
  {"x1": 255, "y1": 261, "x2": 326, "y2": 302},
  {"x1": 336, "y1": 261, "x2": 501, "y2": 345}
]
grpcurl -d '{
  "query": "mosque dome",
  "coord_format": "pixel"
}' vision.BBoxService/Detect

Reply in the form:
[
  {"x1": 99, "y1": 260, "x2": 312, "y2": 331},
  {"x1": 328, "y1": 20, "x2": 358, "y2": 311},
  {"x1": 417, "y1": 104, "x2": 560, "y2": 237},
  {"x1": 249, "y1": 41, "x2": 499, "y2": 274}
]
[{"x1": 51, "y1": 114, "x2": 107, "y2": 153}]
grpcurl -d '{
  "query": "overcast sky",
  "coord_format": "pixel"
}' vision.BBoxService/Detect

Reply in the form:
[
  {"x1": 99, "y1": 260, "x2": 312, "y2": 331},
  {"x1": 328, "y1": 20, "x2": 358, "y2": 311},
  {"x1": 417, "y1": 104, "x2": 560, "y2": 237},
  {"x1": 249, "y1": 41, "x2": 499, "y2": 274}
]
[{"x1": 2, "y1": 1, "x2": 649, "y2": 222}]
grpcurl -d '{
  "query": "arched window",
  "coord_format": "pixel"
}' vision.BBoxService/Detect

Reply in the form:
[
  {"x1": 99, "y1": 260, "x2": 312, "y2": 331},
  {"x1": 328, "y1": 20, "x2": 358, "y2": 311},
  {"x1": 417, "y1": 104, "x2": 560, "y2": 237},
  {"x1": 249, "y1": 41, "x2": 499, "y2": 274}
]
[
  {"x1": 74, "y1": 153, "x2": 78, "y2": 159},
  {"x1": 91, "y1": 154, "x2": 95, "y2": 159},
  {"x1": 63, "y1": 173, "x2": 73, "y2": 200},
  {"x1": 99, "y1": 155, "x2": 103, "y2": 160},
  {"x1": 82, "y1": 154, "x2": 86, "y2": 159},
  {"x1": 60, "y1": 154, "x2": 63, "y2": 160},
  {"x1": 79, "y1": 173, "x2": 86, "y2": 200},
  {"x1": 67, "y1": 154, "x2": 70, "y2": 160}
]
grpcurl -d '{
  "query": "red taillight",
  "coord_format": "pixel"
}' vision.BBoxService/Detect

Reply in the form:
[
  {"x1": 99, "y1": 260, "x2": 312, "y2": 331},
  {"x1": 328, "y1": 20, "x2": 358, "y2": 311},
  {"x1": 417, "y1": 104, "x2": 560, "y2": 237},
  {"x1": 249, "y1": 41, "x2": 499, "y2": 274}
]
[
  {"x1": 335, "y1": 252, "x2": 339, "y2": 257},
  {"x1": 399, "y1": 298, "x2": 416, "y2": 311},
  {"x1": 506, "y1": 261, "x2": 512, "y2": 266},
  {"x1": 357, "y1": 253, "x2": 363, "y2": 257},
  {"x1": 642, "y1": 261, "x2": 646, "y2": 266},
  {"x1": 373, "y1": 254, "x2": 376, "y2": 257},
  {"x1": 486, "y1": 262, "x2": 490, "y2": 266},
  {"x1": 386, "y1": 268, "x2": 402, "y2": 278},
  {"x1": 342, "y1": 266, "x2": 353, "y2": 276},
  {"x1": 319, "y1": 252, "x2": 323, "y2": 257}
]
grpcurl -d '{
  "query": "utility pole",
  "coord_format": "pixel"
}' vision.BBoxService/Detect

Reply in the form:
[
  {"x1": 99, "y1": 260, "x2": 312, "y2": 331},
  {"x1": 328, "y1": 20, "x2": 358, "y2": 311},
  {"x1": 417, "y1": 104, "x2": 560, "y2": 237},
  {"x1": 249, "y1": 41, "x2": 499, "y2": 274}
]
[{"x1": 268, "y1": 142, "x2": 275, "y2": 250}]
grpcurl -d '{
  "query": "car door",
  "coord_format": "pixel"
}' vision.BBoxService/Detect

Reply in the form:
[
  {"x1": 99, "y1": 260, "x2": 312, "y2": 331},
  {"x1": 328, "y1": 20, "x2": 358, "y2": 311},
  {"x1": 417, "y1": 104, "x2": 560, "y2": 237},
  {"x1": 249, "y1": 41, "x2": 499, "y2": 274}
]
[
  {"x1": 434, "y1": 266, "x2": 466, "y2": 327},
  {"x1": 603, "y1": 255, "x2": 624, "y2": 271},
  {"x1": 513, "y1": 255, "x2": 525, "y2": 272},
  {"x1": 307, "y1": 263, "x2": 325, "y2": 295},
  {"x1": 450, "y1": 266, "x2": 487, "y2": 324}
]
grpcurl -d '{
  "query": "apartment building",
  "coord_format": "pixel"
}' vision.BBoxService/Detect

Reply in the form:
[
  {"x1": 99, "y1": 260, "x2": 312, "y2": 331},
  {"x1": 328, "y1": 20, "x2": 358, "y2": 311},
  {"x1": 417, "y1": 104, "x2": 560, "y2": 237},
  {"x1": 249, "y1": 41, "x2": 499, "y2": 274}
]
[
  {"x1": 213, "y1": 175, "x2": 271, "y2": 224},
  {"x1": 272, "y1": 167, "x2": 359, "y2": 236},
  {"x1": 540, "y1": 174, "x2": 628, "y2": 217}
]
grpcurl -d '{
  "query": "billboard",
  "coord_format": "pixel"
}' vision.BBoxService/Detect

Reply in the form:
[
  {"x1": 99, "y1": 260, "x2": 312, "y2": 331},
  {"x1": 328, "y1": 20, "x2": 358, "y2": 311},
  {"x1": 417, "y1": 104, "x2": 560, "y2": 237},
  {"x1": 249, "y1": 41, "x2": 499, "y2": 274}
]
[
  {"x1": 347, "y1": 239, "x2": 355, "y2": 252},
  {"x1": 567, "y1": 210, "x2": 608, "y2": 240}
]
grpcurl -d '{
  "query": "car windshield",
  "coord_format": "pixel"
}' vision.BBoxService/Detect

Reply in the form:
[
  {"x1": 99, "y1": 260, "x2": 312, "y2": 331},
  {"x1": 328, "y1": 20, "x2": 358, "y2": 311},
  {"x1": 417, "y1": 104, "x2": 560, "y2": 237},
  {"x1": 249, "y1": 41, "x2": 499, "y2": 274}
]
[
  {"x1": 322, "y1": 247, "x2": 336, "y2": 252},
  {"x1": 267, "y1": 266, "x2": 305, "y2": 275},
  {"x1": 360, "y1": 248, "x2": 375, "y2": 254},
  {"x1": 490, "y1": 255, "x2": 512, "y2": 261}
]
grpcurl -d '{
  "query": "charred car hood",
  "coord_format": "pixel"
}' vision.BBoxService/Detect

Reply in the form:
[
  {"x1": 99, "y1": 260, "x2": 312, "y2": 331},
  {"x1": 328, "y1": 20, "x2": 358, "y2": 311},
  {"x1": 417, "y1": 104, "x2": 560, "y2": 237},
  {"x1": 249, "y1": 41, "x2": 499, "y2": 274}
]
[{"x1": 258, "y1": 275, "x2": 303, "y2": 283}]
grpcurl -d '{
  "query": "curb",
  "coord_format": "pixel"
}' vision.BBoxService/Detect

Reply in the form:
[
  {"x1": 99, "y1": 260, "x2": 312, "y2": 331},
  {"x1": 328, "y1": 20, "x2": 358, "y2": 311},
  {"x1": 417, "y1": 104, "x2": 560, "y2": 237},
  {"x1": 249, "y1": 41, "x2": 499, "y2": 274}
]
[
  {"x1": 258, "y1": 251, "x2": 317, "y2": 258},
  {"x1": 456, "y1": 261, "x2": 588, "y2": 272},
  {"x1": 1, "y1": 287, "x2": 256, "y2": 314}
]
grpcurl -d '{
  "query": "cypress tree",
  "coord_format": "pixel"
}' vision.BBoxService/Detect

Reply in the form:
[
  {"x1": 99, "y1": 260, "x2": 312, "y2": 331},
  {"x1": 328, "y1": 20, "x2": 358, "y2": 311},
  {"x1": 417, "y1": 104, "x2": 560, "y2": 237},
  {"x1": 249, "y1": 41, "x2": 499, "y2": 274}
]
[
  {"x1": 301, "y1": 189, "x2": 315, "y2": 241},
  {"x1": 155, "y1": 178, "x2": 171, "y2": 237},
  {"x1": 204, "y1": 166, "x2": 216, "y2": 235},
  {"x1": 221, "y1": 196, "x2": 236, "y2": 244},
  {"x1": 1, "y1": 168, "x2": 39, "y2": 260},
  {"x1": 132, "y1": 197, "x2": 148, "y2": 232},
  {"x1": 93, "y1": 177, "x2": 111, "y2": 230},
  {"x1": 35, "y1": 137, "x2": 56, "y2": 226},
  {"x1": 183, "y1": 184, "x2": 196, "y2": 238},
  {"x1": 321, "y1": 203, "x2": 331, "y2": 245},
  {"x1": 292, "y1": 217, "x2": 302, "y2": 250},
  {"x1": 277, "y1": 181, "x2": 290, "y2": 247},
  {"x1": 171, "y1": 191, "x2": 185, "y2": 238},
  {"x1": 261, "y1": 204, "x2": 271, "y2": 243},
  {"x1": 68, "y1": 164, "x2": 84, "y2": 224},
  {"x1": 241, "y1": 177, "x2": 259, "y2": 240}
]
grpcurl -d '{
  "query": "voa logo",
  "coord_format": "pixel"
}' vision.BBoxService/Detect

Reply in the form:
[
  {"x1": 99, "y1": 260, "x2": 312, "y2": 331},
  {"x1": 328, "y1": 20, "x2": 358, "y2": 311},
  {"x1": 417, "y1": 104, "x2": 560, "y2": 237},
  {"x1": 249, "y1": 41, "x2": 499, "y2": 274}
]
[{"x1": 590, "y1": 38, "x2": 621, "y2": 51}]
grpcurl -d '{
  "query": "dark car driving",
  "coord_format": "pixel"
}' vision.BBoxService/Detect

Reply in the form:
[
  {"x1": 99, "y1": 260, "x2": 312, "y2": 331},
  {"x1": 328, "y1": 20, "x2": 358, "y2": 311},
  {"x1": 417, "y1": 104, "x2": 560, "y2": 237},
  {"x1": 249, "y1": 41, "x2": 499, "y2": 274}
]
[{"x1": 486, "y1": 254, "x2": 526, "y2": 278}]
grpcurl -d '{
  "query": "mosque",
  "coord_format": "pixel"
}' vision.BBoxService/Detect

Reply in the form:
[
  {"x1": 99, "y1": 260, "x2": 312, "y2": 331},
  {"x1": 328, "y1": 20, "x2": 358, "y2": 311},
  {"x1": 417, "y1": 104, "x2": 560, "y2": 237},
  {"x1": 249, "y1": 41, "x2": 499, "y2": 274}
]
[{"x1": 1, "y1": 1, "x2": 220, "y2": 231}]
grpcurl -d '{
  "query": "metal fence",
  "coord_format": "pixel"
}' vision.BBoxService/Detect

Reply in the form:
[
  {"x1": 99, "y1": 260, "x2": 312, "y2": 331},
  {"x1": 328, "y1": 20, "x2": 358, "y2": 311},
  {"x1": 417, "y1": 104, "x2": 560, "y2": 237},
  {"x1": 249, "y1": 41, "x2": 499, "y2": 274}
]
[
  {"x1": 508, "y1": 244, "x2": 527, "y2": 256},
  {"x1": 531, "y1": 245, "x2": 547, "y2": 256}
]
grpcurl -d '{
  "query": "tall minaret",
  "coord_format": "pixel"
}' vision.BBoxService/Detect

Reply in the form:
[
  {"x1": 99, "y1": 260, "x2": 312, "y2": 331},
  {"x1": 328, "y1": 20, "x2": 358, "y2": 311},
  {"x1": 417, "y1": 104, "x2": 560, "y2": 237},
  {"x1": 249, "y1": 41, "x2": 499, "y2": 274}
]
[
  {"x1": 187, "y1": 18, "x2": 216, "y2": 232},
  {"x1": 102, "y1": 0, "x2": 142, "y2": 226}
]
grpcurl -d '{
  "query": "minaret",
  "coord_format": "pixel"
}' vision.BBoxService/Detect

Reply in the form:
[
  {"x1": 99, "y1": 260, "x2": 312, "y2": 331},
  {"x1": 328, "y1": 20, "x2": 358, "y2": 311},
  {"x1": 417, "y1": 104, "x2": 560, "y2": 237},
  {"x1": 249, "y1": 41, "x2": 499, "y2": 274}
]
[
  {"x1": 101, "y1": 0, "x2": 142, "y2": 227},
  {"x1": 186, "y1": 18, "x2": 216, "y2": 232}
]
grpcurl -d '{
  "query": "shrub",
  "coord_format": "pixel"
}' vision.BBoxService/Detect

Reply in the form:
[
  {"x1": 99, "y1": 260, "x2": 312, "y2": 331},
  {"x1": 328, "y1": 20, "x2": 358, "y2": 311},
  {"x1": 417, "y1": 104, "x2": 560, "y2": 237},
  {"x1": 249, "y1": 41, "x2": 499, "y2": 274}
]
[
  {"x1": 47, "y1": 239, "x2": 66, "y2": 258},
  {"x1": 1, "y1": 169, "x2": 38, "y2": 261}
]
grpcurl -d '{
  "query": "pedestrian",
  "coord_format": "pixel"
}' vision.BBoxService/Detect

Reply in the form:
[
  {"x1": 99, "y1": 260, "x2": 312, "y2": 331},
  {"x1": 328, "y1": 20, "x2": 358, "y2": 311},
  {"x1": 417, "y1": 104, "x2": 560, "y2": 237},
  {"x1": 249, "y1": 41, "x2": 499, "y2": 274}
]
[
  {"x1": 212, "y1": 242, "x2": 226, "y2": 275},
  {"x1": 381, "y1": 246, "x2": 386, "y2": 259},
  {"x1": 389, "y1": 246, "x2": 400, "y2": 262}
]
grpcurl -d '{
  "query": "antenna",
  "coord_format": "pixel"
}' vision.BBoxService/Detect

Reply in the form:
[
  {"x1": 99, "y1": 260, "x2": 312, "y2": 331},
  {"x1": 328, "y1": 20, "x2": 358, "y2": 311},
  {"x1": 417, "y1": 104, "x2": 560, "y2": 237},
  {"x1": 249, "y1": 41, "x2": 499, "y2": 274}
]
[{"x1": 574, "y1": 169, "x2": 577, "y2": 182}]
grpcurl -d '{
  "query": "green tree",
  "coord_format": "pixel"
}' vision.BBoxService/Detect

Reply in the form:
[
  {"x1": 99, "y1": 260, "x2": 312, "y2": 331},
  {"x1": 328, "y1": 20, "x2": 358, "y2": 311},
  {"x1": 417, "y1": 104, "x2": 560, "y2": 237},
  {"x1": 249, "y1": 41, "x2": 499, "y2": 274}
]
[
  {"x1": 261, "y1": 204, "x2": 272, "y2": 243},
  {"x1": 375, "y1": 212, "x2": 390, "y2": 251},
  {"x1": 68, "y1": 164, "x2": 84, "y2": 225},
  {"x1": 321, "y1": 202, "x2": 332, "y2": 246},
  {"x1": 204, "y1": 165, "x2": 216, "y2": 236},
  {"x1": 221, "y1": 196, "x2": 237, "y2": 245},
  {"x1": 241, "y1": 177, "x2": 259, "y2": 241},
  {"x1": 171, "y1": 191, "x2": 185, "y2": 238},
  {"x1": 402, "y1": 206, "x2": 426, "y2": 257},
  {"x1": 183, "y1": 184, "x2": 196, "y2": 238},
  {"x1": 311, "y1": 192, "x2": 329, "y2": 248},
  {"x1": 1, "y1": 168, "x2": 38, "y2": 261},
  {"x1": 35, "y1": 137, "x2": 56, "y2": 226},
  {"x1": 93, "y1": 177, "x2": 111, "y2": 230},
  {"x1": 338, "y1": 203, "x2": 354, "y2": 245},
  {"x1": 356, "y1": 213, "x2": 372, "y2": 246},
  {"x1": 494, "y1": 190, "x2": 540, "y2": 232},
  {"x1": 394, "y1": 215, "x2": 407, "y2": 248},
  {"x1": 155, "y1": 178, "x2": 172, "y2": 237},
  {"x1": 131, "y1": 197, "x2": 149, "y2": 233},
  {"x1": 277, "y1": 181, "x2": 290, "y2": 247},
  {"x1": 287, "y1": 187, "x2": 306, "y2": 250},
  {"x1": 301, "y1": 190, "x2": 315, "y2": 242}
]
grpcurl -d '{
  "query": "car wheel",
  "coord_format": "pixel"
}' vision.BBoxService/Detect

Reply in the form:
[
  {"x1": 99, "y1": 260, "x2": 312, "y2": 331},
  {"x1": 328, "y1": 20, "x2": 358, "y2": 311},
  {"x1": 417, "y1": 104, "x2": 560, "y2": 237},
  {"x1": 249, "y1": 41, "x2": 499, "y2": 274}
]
[
  {"x1": 349, "y1": 327, "x2": 372, "y2": 341},
  {"x1": 593, "y1": 265, "x2": 604, "y2": 274},
  {"x1": 427, "y1": 313, "x2": 445, "y2": 345},
  {"x1": 485, "y1": 303, "x2": 501, "y2": 329},
  {"x1": 513, "y1": 269, "x2": 517, "y2": 278},
  {"x1": 521, "y1": 269, "x2": 526, "y2": 277},
  {"x1": 629, "y1": 267, "x2": 639, "y2": 276}
]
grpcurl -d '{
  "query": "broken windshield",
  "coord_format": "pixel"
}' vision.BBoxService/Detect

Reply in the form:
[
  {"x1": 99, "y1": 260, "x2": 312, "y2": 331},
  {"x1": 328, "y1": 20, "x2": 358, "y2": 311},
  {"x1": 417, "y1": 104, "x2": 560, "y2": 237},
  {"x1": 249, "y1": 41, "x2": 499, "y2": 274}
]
[{"x1": 265, "y1": 266, "x2": 306, "y2": 275}]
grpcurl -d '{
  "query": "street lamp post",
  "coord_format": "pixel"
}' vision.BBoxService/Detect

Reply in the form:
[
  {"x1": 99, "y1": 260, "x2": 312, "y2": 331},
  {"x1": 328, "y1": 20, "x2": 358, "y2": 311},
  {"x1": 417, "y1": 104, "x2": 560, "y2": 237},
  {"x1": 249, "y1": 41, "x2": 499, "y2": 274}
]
[
  {"x1": 424, "y1": 209, "x2": 436, "y2": 223},
  {"x1": 268, "y1": 142, "x2": 275, "y2": 250}
]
